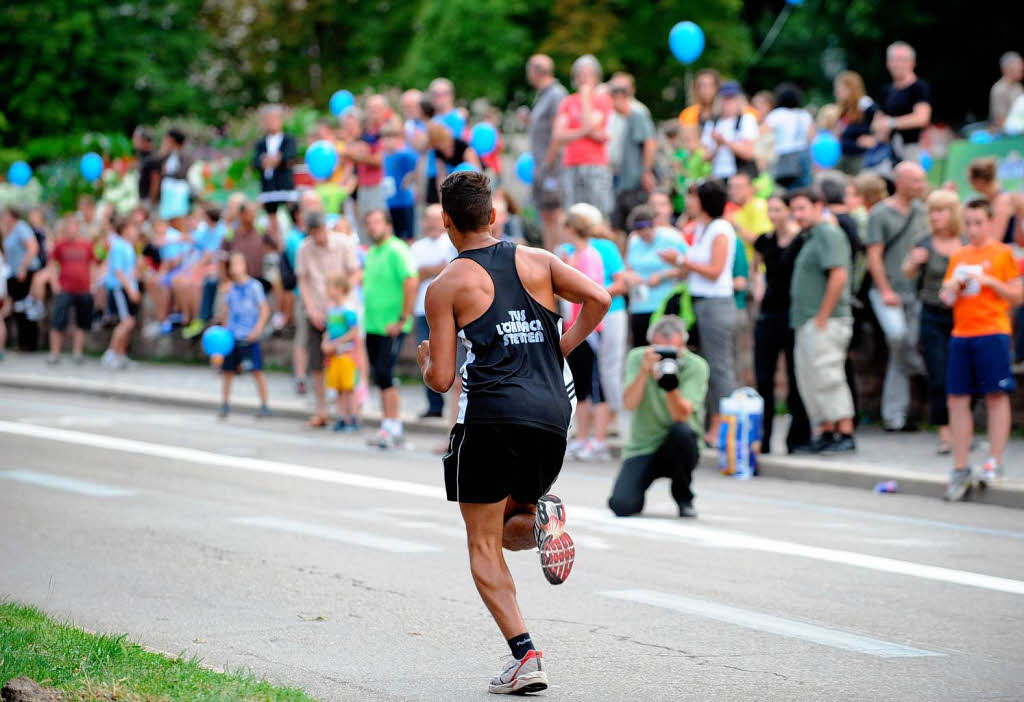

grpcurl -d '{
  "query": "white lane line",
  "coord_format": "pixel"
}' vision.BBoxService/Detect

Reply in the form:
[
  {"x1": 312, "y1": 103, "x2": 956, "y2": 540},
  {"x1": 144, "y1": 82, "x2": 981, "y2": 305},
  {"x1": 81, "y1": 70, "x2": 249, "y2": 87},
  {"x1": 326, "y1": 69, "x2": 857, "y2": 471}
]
[
  {"x1": 600, "y1": 589, "x2": 943, "y2": 659},
  {"x1": 3, "y1": 420, "x2": 1023, "y2": 596},
  {"x1": 0, "y1": 469, "x2": 136, "y2": 497},
  {"x1": 232, "y1": 516, "x2": 441, "y2": 554}
]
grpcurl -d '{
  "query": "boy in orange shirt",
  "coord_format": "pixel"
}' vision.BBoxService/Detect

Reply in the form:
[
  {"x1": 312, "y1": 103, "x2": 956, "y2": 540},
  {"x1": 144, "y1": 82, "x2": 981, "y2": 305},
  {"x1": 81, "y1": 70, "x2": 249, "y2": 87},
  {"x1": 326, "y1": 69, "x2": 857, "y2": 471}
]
[{"x1": 940, "y1": 198, "x2": 1023, "y2": 501}]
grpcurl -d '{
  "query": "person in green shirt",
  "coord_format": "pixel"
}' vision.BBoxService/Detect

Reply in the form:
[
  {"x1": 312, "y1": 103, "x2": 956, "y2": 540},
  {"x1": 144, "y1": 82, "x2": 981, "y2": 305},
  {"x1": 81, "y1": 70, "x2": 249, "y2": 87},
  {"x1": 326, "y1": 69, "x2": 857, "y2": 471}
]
[
  {"x1": 362, "y1": 209, "x2": 418, "y2": 448},
  {"x1": 608, "y1": 315, "x2": 709, "y2": 519},
  {"x1": 787, "y1": 188, "x2": 856, "y2": 454}
]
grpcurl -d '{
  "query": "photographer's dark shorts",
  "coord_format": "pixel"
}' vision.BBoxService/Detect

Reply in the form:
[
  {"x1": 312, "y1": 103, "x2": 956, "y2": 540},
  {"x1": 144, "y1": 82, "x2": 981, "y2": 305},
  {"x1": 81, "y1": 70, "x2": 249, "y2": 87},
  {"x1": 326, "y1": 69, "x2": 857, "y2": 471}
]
[
  {"x1": 444, "y1": 423, "x2": 567, "y2": 503},
  {"x1": 53, "y1": 292, "x2": 93, "y2": 332},
  {"x1": 365, "y1": 332, "x2": 405, "y2": 390}
]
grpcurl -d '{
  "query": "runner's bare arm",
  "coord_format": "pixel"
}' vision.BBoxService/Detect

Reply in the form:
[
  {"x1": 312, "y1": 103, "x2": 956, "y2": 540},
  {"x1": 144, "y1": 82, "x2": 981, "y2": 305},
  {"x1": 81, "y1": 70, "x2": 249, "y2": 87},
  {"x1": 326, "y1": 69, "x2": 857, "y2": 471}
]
[
  {"x1": 420, "y1": 276, "x2": 458, "y2": 393},
  {"x1": 548, "y1": 253, "x2": 611, "y2": 357}
]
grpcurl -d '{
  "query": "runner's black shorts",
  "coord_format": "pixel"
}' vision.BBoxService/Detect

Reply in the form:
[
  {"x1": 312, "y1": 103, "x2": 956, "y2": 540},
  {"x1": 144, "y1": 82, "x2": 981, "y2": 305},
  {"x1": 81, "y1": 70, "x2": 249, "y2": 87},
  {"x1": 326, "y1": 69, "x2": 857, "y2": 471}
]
[{"x1": 443, "y1": 423, "x2": 567, "y2": 504}]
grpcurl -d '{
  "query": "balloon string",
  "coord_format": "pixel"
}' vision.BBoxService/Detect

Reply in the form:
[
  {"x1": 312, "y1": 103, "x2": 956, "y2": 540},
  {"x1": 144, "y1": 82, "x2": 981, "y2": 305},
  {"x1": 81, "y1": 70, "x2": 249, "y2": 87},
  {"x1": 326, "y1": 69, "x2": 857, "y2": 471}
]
[{"x1": 749, "y1": 5, "x2": 792, "y2": 67}]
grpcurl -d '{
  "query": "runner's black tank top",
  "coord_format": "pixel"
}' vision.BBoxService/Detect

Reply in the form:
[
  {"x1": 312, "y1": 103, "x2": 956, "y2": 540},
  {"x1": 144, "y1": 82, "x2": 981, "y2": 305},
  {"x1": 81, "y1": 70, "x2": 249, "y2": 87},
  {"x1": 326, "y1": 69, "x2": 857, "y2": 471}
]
[{"x1": 455, "y1": 241, "x2": 575, "y2": 435}]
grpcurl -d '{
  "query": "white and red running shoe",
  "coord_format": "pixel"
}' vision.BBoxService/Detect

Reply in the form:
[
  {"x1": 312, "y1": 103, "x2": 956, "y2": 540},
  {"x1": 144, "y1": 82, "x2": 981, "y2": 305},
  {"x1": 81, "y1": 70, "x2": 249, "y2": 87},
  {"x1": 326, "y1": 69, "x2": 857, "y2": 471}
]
[
  {"x1": 488, "y1": 650, "x2": 548, "y2": 694},
  {"x1": 534, "y1": 494, "x2": 575, "y2": 585}
]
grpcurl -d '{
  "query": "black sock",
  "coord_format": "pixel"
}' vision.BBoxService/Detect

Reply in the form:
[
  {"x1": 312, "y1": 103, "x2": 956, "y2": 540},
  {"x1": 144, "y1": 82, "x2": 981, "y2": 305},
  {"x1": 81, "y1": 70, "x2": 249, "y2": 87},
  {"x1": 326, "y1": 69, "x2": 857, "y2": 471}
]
[{"x1": 507, "y1": 632, "x2": 535, "y2": 660}]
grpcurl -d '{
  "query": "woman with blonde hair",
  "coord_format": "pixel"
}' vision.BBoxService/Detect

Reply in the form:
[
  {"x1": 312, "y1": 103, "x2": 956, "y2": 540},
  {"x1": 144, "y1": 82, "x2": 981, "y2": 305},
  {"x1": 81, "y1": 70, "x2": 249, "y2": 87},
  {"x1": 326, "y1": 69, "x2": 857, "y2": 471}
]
[
  {"x1": 835, "y1": 71, "x2": 879, "y2": 174},
  {"x1": 902, "y1": 189, "x2": 964, "y2": 453}
]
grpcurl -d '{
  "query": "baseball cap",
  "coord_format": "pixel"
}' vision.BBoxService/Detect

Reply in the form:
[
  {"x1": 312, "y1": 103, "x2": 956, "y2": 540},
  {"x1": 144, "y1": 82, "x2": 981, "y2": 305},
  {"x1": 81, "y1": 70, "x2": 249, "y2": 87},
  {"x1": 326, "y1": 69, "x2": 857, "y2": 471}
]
[{"x1": 718, "y1": 81, "x2": 743, "y2": 98}]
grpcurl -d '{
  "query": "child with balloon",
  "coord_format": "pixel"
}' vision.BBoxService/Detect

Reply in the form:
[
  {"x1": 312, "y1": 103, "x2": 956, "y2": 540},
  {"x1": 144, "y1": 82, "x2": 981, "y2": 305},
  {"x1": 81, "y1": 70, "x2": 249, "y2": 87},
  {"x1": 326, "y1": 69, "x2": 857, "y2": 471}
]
[{"x1": 216, "y1": 252, "x2": 272, "y2": 419}]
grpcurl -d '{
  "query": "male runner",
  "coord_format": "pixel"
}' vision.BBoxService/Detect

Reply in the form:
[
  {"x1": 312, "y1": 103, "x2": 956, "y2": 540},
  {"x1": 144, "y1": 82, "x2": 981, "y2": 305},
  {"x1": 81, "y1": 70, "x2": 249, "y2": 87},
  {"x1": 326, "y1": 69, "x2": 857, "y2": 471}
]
[{"x1": 418, "y1": 171, "x2": 610, "y2": 694}]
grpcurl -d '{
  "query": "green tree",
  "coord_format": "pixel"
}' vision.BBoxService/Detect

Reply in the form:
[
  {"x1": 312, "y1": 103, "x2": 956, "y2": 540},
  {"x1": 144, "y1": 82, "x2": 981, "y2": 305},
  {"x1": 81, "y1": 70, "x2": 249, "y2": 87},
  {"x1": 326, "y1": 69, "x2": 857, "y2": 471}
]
[
  {"x1": 398, "y1": 0, "x2": 533, "y2": 104},
  {"x1": 0, "y1": 0, "x2": 210, "y2": 145}
]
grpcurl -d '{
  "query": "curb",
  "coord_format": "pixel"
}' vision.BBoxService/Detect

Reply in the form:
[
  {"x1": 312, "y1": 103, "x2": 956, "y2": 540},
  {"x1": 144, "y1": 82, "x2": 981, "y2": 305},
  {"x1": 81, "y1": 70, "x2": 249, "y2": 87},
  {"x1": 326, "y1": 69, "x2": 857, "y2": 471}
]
[{"x1": 3, "y1": 374, "x2": 1023, "y2": 509}]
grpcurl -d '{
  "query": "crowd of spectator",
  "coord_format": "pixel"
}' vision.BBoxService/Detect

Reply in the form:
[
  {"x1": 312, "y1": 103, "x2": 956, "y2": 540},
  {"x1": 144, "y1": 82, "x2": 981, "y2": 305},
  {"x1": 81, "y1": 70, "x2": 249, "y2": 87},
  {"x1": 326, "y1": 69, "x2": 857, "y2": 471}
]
[{"x1": 2, "y1": 41, "x2": 1023, "y2": 501}]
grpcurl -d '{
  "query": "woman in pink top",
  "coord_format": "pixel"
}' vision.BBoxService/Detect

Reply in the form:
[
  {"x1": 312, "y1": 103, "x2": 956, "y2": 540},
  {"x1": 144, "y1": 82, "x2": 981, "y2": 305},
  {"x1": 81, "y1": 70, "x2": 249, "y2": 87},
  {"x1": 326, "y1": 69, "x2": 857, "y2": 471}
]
[
  {"x1": 553, "y1": 54, "x2": 614, "y2": 218},
  {"x1": 560, "y1": 209, "x2": 613, "y2": 461}
]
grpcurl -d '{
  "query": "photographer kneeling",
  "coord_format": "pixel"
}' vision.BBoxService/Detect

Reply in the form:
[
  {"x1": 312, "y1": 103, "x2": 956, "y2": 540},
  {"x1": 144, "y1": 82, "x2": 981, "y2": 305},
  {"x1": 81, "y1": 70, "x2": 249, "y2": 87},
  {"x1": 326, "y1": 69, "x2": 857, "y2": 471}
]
[{"x1": 608, "y1": 315, "x2": 709, "y2": 519}]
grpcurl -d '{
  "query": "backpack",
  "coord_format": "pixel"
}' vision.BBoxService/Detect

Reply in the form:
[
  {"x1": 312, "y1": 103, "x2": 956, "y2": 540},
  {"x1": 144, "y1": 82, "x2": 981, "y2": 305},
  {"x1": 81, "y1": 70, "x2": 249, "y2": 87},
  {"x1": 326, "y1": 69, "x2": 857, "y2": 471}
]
[{"x1": 732, "y1": 115, "x2": 760, "y2": 179}]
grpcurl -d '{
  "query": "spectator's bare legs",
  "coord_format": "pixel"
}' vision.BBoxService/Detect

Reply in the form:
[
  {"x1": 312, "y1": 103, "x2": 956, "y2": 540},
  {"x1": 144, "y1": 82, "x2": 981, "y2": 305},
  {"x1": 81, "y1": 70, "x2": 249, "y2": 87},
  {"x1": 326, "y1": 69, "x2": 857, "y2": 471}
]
[
  {"x1": 48, "y1": 328, "x2": 64, "y2": 358},
  {"x1": 151, "y1": 280, "x2": 171, "y2": 322},
  {"x1": 110, "y1": 316, "x2": 135, "y2": 357},
  {"x1": 252, "y1": 370, "x2": 269, "y2": 407},
  {"x1": 293, "y1": 344, "x2": 308, "y2": 382},
  {"x1": 171, "y1": 278, "x2": 196, "y2": 323},
  {"x1": 381, "y1": 386, "x2": 400, "y2": 420},
  {"x1": 575, "y1": 399, "x2": 593, "y2": 442},
  {"x1": 0, "y1": 301, "x2": 8, "y2": 353},
  {"x1": 222, "y1": 372, "x2": 234, "y2": 405},
  {"x1": 311, "y1": 367, "x2": 327, "y2": 418},
  {"x1": 593, "y1": 401, "x2": 611, "y2": 445},
  {"x1": 540, "y1": 209, "x2": 562, "y2": 252},
  {"x1": 985, "y1": 393, "x2": 1010, "y2": 465},
  {"x1": 280, "y1": 292, "x2": 294, "y2": 327},
  {"x1": 948, "y1": 394, "x2": 972, "y2": 468},
  {"x1": 460, "y1": 500, "x2": 528, "y2": 640},
  {"x1": 71, "y1": 326, "x2": 85, "y2": 357},
  {"x1": 338, "y1": 389, "x2": 356, "y2": 419},
  {"x1": 502, "y1": 498, "x2": 538, "y2": 551}
]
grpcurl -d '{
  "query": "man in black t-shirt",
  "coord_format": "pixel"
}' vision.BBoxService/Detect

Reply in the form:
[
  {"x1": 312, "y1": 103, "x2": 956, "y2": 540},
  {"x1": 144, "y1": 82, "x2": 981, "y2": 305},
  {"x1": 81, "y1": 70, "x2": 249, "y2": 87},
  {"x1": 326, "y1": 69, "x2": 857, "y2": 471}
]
[{"x1": 873, "y1": 41, "x2": 932, "y2": 162}]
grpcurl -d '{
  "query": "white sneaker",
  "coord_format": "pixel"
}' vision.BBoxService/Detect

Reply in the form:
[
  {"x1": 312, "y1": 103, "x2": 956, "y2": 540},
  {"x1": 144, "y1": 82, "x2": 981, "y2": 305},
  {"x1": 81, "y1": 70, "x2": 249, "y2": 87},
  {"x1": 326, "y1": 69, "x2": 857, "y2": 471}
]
[
  {"x1": 488, "y1": 650, "x2": 548, "y2": 695},
  {"x1": 978, "y1": 457, "x2": 1004, "y2": 486},
  {"x1": 367, "y1": 429, "x2": 404, "y2": 449},
  {"x1": 101, "y1": 350, "x2": 116, "y2": 367},
  {"x1": 578, "y1": 439, "x2": 611, "y2": 462},
  {"x1": 565, "y1": 439, "x2": 586, "y2": 461}
]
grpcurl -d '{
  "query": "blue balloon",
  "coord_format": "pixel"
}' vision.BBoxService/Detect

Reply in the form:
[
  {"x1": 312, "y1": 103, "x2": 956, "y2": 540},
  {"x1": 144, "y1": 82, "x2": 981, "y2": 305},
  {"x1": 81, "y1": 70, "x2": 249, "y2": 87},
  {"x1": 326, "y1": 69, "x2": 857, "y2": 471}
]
[
  {"x1": 452, "y1": 161, "x2": 478, "y2": 173},
  {"x1": 669, "y1": 21, "x2": 705, "y2": 65},
  {"x1": 7, "y1": 161, "x2": 32, "y2": 186},
  {"x1": 810, "y1": 133, "x2": 841, "y2": 168},
  {"x1": 305, "y1": 139, "x2": 338, "y2": 180},
  {"x1": 329, "y1": 90, "x2": 354, "y2": 116},
  {"x1": 201, "y1": 325, "x2": 235, "y2": 357},
  {"x1": 80, "y1": 152, "x2": 104, "y2": 181},
  {"x1": 919, "y1": 151, "x2": 934, "y2": 172},
  {"x1": 515, "y1": 152, "x2": 535, "y2": 185},
  {"x1": 470, "y1": 123, "x2": 499, "y2": 157},
  {"x1": 785, "y1": 0, "x2": 805, "y2": 5},
  {"x1": 969, "y1": 130, "x2": 994, "y2": 144}
]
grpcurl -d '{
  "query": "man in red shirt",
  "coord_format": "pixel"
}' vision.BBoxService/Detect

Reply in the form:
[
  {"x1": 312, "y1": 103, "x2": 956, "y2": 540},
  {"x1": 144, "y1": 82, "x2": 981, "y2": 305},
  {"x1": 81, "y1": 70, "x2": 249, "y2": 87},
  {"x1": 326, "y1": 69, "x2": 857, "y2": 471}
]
[
  {"x1": 348, "y1": 95, "x2": 392, "y2": 232},
  {"x1": 553, "y1": 54, "x2": 614, "y2": 218},
  {"x1": 48, "y1": 217, "x2": 96, "y2": 364}
]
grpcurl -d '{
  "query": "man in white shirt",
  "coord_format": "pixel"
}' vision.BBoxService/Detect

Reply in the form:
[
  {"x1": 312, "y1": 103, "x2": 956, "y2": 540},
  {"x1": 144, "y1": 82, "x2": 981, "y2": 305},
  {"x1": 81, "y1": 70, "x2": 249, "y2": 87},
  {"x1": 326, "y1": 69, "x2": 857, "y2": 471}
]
[
  {"x1": 701, "y1": 82, "x2": 759, "y2": 180},
  {"x1": 411, "y1": 204, "x2": 457, "y2": 417}
]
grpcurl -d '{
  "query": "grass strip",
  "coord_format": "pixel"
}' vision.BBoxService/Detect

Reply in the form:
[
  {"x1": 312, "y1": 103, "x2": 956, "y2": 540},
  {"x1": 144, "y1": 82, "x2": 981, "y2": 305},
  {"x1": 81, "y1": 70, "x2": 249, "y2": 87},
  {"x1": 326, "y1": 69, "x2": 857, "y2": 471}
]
[{"x1": 0, "y1": 601, "x2": 318, "y2": 702}]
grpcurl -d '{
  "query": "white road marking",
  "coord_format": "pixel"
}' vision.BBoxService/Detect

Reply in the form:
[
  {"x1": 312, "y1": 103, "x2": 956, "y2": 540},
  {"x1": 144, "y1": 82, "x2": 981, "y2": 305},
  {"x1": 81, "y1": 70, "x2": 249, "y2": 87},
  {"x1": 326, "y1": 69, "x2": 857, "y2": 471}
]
[
  {"x1": 3, "y1": 420, "x2": 1023, "y2": 595},
  {"x1": 0, "y1": 469, "x2": 136, "y2": 497},
  {"x1": 600, "y1": 589, "x2": 943, "y2": 658},
  {"x1": 232, "y1": 516, "x2": 441, "y2": 553}
]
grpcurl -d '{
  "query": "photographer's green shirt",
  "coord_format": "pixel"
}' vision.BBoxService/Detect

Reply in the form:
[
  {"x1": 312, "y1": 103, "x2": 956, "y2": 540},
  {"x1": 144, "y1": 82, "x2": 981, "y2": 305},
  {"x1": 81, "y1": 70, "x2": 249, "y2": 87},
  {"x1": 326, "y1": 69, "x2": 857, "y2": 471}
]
[{"x1": 623, "y1": 346, "x2": 709, "y2": 459}]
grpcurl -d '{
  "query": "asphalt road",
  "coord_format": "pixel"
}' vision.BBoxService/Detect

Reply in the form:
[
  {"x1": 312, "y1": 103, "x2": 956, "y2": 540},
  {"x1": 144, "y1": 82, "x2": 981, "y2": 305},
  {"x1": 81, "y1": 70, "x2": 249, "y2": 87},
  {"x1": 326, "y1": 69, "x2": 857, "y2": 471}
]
[{"x1": 1, "y1": 388, "x2": 1023, "y2": 702}]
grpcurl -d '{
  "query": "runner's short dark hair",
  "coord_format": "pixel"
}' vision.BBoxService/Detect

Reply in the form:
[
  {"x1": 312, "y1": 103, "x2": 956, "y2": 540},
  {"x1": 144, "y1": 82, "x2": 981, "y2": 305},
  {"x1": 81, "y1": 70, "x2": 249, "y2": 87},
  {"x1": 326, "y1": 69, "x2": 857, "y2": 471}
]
[{"x1": 441, "y1": 172, "x2": 492, "y2": 232}]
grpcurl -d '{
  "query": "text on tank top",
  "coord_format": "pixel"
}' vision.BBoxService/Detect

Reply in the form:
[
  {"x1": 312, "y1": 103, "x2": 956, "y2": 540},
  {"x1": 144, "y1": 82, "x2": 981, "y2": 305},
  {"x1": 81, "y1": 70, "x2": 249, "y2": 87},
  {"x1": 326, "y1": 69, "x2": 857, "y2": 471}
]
[{"x1": 454, "y1": 241, "x2": 576, "y2": 435}]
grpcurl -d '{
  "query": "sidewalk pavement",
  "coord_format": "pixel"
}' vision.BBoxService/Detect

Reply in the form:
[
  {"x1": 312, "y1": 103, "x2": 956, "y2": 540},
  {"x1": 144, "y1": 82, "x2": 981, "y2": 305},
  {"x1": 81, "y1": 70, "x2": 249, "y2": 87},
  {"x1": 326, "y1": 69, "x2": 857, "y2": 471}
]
[{"x1": 1, "y1": 351, "x2": 1021, "y2": 508}]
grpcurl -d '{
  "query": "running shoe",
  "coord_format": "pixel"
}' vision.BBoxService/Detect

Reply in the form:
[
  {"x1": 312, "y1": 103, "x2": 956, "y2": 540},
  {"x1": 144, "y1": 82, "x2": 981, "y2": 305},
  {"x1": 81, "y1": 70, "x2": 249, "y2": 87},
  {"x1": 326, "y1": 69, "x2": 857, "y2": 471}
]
[
  {"x1": 943, "y1": 467, "x2": 973, "y2": 502},
  {"x1": 978, "y1": 457, "x2": 1004, "y2": 486},
  {"x1": 488, "y1": 650, "x2": 548, "y2": 695},
  {"x1": 534, "y1": 494, "x2": 574, "y2": 585},
  {"x1": 367, "y1": 429, "x2": 404, "y2": 449}
]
